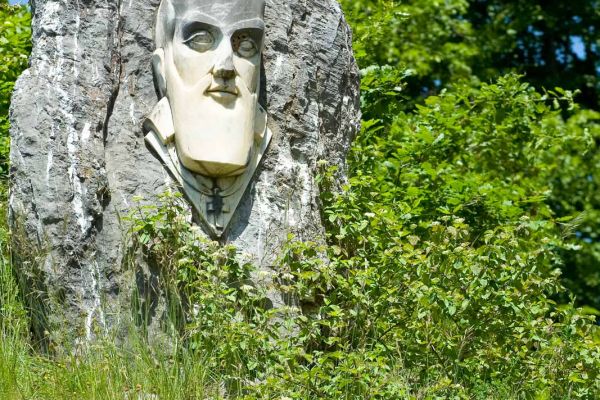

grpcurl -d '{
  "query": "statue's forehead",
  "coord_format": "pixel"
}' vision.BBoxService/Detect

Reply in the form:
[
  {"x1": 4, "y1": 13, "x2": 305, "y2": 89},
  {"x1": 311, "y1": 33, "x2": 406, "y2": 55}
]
[{"x1": 171, "y1": 0, "x2": 265, "y2": 25}]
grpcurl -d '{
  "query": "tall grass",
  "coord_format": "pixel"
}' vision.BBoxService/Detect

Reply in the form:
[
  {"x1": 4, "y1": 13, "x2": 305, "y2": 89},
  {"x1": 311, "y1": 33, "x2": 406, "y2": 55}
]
[{"x1": 0, "y1": 239, "x2": 224, "y2": 400}]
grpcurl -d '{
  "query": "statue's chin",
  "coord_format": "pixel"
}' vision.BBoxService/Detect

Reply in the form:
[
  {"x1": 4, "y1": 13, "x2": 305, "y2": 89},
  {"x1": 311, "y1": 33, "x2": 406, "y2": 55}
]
[
  {"x1": 179, "y1": 156, "x2": 248, "y2": 177},
  {"x1": 173, "y1": 101, "x2": 255, "y2": 178}
]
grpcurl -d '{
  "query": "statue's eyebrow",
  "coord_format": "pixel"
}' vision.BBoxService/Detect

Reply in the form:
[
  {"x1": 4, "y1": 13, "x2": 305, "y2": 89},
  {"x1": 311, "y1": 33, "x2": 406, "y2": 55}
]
[
  {"x1": 178, "y1": 14, "x2": 222, "y2": 42},
  {"x1": 178, "y1": 12, "x2": 221, "y2": 29},
  {"x1": 228, "y1": 18, "x2": 265, "y2": 32}
]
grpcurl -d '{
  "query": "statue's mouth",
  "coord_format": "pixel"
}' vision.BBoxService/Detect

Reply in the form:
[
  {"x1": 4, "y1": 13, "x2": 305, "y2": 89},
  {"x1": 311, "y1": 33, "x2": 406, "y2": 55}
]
[{"x1": 206, "y1": 84, "x2": 238, "y2": 97}]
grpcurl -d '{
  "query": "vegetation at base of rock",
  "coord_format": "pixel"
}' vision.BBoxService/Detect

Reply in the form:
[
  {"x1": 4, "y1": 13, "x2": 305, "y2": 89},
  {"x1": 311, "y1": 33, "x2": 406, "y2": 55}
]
[
  {"x1": 121, "y1": 185, "x2": 600, "y2": 398},
  {"x1": 3, "y1": 185, "x2": 599, "y2": 398},
  {"x1": 2, "y1": 0, "x2": 600, "y2": 399}
]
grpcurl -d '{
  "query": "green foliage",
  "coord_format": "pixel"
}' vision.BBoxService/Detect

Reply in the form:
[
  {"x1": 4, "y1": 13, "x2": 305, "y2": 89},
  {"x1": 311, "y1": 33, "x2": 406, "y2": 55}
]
[
  {"x1": 125, "y1": 194, "x2": 281, "y2": 396},
  {"x1": 341, "y1": 0, "x2": 600, "y2": 319},
  {"x1": 342, "y1": 0, "x2": 478, "y2": 107},
  {"x1": 319, "y1": 74, "x2": 600, "y2": 397},
  {"x1": 342, "y1": 0, "x2": 600, "y2": 109},
  {"x1": 466, "y1": 1, "x2": 600, "y2": 110},
  {"x1": 547, "y1": 108, "x2": 600, "y2": 312},
  {"x1": 0, "y1": 2, "x2": 30, "y2": 180}
]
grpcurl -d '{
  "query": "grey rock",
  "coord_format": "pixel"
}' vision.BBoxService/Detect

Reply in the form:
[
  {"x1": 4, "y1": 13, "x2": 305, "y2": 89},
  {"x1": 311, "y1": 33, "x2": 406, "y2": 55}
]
[{"x1": 9, "y1": 0, "x2": 360, "y2": 345}]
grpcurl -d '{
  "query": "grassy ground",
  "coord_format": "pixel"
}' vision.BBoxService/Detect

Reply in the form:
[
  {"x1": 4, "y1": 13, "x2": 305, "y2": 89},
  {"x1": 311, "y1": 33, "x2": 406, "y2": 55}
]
[{"x1": 0, "y1": 259, "x2": 218, "y2": 399}]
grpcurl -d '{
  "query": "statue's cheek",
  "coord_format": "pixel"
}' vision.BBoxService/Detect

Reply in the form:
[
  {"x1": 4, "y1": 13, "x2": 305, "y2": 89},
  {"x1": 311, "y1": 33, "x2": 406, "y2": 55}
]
[
  {"x1": 170, "y1": 43, "x2": 217, "y2": 85},
  {"x1": 233, "y1": 56, "x2": 260, "y2": 93}
]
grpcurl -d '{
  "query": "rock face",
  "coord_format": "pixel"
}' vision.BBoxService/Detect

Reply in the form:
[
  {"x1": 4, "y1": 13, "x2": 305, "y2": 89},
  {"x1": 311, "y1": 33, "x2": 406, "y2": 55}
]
[{"x1": 9, "y1": 0, "x2": 360, "y2": 343}]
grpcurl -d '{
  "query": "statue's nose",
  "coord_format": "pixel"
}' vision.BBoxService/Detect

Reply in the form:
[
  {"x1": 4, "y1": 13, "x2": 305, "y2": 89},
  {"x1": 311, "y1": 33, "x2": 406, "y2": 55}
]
[{"x1": 213, "y1": 43, "x2": 236, "y2": 80}]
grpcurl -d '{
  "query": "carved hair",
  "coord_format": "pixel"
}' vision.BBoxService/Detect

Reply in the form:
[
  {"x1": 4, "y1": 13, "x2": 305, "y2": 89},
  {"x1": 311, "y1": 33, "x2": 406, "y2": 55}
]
[{"x1": 154, "y1": 0, "x2": 175, "y2": 49}]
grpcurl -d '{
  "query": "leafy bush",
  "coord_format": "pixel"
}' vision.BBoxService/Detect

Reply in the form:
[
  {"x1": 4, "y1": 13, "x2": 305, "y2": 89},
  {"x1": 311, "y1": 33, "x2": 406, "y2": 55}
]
[
  {"x1": 317, "y1": 74, "x2": 600, "y2": 397},
  {"x1": 341, "y1": 0, "x2": 600, "y2": 313},
  {"x1": 124, "y1": 75, "x2": 600, "y2": 399}
]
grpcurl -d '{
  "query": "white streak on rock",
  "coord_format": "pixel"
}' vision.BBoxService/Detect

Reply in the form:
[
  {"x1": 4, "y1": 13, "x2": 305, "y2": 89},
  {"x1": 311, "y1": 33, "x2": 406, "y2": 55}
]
[
  {"x1": 65, "y1": 109, "x2": 90, "y2": 235},
  {"x1": 271, "y1": 54, "x2": 285, "y2": 81},
  {"x1": 46, "y1": 149, "x2": 53, "y2": 185},
  {"x1": 129, "y1": 102, "x2": 137, "y2": 125},
  {"x1": 84, "y1": 261, "x2": 106, "y2": 340},
  {"x1": 39, "y1": 2, "x2": 61, "y2": 33},
  {"x1": 81, "y1": 122, "x2": 91, "y2": 143},
  {"x1": 73, "y1": 12, "x2": 81, "y2": 80}
]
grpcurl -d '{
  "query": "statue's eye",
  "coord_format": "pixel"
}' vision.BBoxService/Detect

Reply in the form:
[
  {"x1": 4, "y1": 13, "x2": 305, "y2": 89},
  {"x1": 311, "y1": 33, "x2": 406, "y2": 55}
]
[
  {"x1": 184, "y1": 30, "x2": 214, "y2": 52},
  {"x1": 232, "y1": 33, "x2": 258, "y2": 58}
]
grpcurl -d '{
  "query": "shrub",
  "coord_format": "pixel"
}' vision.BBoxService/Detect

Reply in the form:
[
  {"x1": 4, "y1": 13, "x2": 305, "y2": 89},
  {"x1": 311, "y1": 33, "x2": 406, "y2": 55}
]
[{"x1": 125, "y1": 76, "x2": 600, "y2": 398}]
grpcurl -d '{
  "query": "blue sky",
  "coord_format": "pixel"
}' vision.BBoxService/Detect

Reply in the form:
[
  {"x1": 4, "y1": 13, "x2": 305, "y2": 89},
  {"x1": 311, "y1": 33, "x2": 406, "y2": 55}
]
[
  {"x1": 571, "y1": 35, "x2": 586, "y2": 60},
  {"x1": 8, "y1": 0, "x2": 27, "y2": 4}
]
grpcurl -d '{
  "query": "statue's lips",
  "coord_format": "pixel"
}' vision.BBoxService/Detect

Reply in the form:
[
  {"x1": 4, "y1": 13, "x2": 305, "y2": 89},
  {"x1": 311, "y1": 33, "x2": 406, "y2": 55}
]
[{"x1": 205, "y1": 85, "x2": 238, "y2": 100}]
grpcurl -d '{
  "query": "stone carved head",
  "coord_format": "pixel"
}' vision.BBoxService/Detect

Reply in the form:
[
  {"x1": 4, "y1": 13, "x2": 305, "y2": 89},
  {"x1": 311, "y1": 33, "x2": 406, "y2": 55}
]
[
  {"x1": 145, "y1": 0, "x2": 271, "y2": 237},
  {"x1": 152, "y1": 0, "x2": 267, "y2": 177}
]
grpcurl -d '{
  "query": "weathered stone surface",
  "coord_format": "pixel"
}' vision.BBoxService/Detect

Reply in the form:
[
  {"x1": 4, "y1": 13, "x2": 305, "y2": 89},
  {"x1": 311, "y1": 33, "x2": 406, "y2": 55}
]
[{"x1": 9, "y1": 0, "x2": 360, "y2": 343}]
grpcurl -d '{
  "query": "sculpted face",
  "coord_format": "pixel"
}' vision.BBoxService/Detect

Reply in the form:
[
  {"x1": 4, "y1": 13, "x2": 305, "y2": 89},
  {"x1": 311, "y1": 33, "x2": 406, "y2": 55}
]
[{"x1": 154, "y1": 0, "x2": 266, "y2": 177}]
